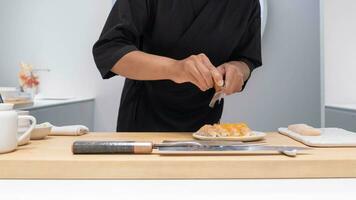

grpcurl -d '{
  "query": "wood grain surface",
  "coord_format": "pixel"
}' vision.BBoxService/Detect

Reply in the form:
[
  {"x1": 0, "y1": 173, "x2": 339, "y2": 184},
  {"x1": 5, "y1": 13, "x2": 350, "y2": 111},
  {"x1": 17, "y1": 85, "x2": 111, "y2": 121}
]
[{"x1": 0, "y1": 132, "x2": 356, "y2": 179}]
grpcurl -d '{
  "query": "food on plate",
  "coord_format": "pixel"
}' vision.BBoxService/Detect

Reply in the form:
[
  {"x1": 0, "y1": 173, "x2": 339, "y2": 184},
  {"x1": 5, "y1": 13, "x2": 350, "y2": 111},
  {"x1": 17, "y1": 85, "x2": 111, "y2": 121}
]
[
  {"x1": 288, "y1": 124, "x2": 321, "y2": 136},
  {"x1": 196, "y1": 123, "x2": 252, "y2": 137}
]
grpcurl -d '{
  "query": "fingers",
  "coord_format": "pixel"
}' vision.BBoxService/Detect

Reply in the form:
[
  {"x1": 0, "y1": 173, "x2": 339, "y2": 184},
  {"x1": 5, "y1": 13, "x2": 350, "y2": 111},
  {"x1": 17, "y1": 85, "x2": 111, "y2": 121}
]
[
  {"x1": 199, "y1": 54, "x2": 224, "y2": 87},
  {"x1": 189, "y1": 63, "x2": 209, "y2": 91},
  {"x1": 216, "y1": 65, "x2": 226, "y2": 75},
  {"x1": 178, "y1": 54, "x2": 246, "y2": 94},
  {"x1": 186, "y1": 54, "x2": 215, "y2": 91},
  {"x1": 184, "y1": 59, "x2": 207, "y2": 91},
  {"x1": 214, "y1": 66, "x2": 226, "y2": 91},
  {"x1": 194, "y1": 55, "x2": 214, "y2": 89},
  {"x1": 224, "y1": 64, "x2": 244, "y2": 95},
  {"x1": 180, "y1": 53, "x2": 225, "y2": 92},
  {"x1": 211, "y1": 68, "x2": 224, "y2": 87}
]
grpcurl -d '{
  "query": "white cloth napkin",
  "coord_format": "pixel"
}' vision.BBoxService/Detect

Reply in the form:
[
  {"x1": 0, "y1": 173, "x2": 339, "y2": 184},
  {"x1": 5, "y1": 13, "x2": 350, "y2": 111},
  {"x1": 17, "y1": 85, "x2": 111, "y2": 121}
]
[{"x1": 49, "y1": 125, "x2": 89, "y2": 136}]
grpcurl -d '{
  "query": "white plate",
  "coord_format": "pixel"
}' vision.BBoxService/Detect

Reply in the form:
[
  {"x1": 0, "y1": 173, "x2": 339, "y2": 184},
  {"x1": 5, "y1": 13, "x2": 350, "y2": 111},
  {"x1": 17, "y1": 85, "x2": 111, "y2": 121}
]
[{"x1": 193, "y1": 131, "x2": 266, "y2": 142}]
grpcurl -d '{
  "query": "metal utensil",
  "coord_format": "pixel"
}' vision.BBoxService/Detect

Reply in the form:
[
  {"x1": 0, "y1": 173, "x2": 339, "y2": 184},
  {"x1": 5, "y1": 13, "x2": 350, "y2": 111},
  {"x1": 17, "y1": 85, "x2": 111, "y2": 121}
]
[
  {"x1": 158, "y1": 145, "x2": 309, "y2": 157},
  {"x1": 163, "y1": 140, "x2": 243, "y2": 145},
  {"x1": 209, "y1": 91, "x2": 225, "y2": 108},
  {"x1": 163, "y1": 140, "x2": 266, "y2": 146},
  {"x1": 72, "y1": 141, "x2": 308, "y2": 157},
  {"x1": 72, "y1": 141, "x2": 206, "y2": 154},
  {"x1": 72, "y1": 140, "x2": 227, "y2": 154},
  {"x1": 209, "y1": 82, "x2": 225, "y2": 108}
]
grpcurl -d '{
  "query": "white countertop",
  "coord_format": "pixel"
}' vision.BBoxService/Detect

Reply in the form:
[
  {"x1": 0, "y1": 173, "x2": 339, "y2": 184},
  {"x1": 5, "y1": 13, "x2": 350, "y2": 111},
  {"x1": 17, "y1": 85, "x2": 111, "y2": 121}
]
[
  {"x1": 18, "y1": 97, "x2": 95, "y2": 110},
  {"x1": 0, "y1": 179, "x2": 356, "y2": 199},
  {"x1": 326, "y1": 104, "x2": 356, "y2": 112}
]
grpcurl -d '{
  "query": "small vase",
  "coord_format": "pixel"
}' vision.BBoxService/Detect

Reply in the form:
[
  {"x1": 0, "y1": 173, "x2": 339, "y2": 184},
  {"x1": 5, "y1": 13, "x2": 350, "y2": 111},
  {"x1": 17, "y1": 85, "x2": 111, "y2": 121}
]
[{"x1": 24, "y1": 87, "x2": 38, "y2": 100}]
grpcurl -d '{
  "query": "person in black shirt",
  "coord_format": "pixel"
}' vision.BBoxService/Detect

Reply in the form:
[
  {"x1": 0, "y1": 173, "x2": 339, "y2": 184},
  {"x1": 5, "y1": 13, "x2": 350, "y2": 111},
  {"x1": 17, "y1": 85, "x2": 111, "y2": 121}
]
[{"x1": 93, "y1": 0, "x2": 262, "y2": 132}]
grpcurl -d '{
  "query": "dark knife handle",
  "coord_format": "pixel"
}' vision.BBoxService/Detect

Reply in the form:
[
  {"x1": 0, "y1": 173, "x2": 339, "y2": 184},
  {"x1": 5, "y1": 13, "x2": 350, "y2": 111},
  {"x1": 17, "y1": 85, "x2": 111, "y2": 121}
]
[{"x1": 72, "y1": 141, "x2": 153, "y2": 154}]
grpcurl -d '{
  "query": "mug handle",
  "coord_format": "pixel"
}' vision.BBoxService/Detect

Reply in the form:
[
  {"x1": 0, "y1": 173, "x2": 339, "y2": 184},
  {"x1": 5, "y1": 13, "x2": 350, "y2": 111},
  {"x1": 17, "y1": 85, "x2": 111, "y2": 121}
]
[{"x1": 17, "y1": 116, "x2": 37, "y2": 145}]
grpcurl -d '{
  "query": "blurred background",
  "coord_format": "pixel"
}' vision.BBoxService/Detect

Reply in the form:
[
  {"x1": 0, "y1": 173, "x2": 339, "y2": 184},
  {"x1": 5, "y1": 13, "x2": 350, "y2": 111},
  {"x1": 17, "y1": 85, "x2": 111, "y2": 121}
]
[{"x1": 0, "y1": 0, "x2": 355, "y2": 132}]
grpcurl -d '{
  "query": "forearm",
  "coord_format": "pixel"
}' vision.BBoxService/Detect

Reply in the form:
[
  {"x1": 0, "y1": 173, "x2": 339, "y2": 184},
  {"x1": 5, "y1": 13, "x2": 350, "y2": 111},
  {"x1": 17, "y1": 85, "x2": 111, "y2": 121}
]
[
  {"x1": 228, "y1": 61, "x2": 251, "y2": 82},
  {"x1": 111, "y1": 51, "x2": 178, "y2": 81},
  {"x1": 111, "y1": 51, "x2": 224, "y2": 91}
]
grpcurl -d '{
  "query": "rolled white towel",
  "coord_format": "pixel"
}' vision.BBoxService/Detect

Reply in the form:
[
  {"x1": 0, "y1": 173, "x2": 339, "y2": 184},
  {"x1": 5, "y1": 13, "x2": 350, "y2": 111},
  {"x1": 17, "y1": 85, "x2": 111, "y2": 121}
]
[{"x1": 49, "y1": 124, "x2": 89, "y2": 136}]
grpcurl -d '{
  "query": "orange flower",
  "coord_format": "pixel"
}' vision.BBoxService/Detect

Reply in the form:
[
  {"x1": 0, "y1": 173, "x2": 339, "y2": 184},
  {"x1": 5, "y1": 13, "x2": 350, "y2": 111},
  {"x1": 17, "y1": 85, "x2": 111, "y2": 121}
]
[{"x1": 18, "y1": 63, "x2": 40, "y2": 88}]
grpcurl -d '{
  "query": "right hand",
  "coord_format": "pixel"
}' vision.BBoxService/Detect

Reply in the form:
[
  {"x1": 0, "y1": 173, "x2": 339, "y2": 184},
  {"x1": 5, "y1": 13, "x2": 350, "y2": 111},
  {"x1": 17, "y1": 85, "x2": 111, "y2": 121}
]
[{"x1": 171, "y1": 54, "x2": 224, "y2": 91}]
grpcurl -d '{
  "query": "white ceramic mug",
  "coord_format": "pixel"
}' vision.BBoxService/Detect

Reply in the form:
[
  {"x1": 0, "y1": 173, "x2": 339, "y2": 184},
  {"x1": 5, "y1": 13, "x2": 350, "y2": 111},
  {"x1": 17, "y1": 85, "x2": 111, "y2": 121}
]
[
  {"x1": 0, "y1": 103, "x2": 36, "y2": 153},
  {"x1": 17, "y1": 110, "x2": 32, "y2": 145},
  {"x1": 17, "y1": 110, "x2": 30, "y2": 128}
]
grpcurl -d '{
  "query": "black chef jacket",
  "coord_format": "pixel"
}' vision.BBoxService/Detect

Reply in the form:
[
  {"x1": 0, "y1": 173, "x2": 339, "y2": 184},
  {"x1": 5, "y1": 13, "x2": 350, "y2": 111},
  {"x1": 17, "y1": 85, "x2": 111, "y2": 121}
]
[{"x1": 93, "y1": 0, "x2": 262, "y2": 132}]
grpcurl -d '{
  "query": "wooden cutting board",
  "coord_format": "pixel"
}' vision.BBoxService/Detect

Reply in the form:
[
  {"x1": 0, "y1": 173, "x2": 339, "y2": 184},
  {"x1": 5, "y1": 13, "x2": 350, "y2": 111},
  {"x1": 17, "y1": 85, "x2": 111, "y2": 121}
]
[
  {"x1": 1, "y1": 133, "x2": 356, "y2": 179},
  {"x1": 5, "y1": 99, "x2": 34, "y2": 108},
  {"x1": 278, "y1": 127, "x2": 356, "y2": 147}
]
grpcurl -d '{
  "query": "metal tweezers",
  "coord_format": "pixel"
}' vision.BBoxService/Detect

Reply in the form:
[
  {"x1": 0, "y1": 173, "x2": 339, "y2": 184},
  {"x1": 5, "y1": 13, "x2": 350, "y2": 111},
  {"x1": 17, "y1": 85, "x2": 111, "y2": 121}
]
[{"x1": 209, "y1": 84, "x2": 225, "y2": 108}]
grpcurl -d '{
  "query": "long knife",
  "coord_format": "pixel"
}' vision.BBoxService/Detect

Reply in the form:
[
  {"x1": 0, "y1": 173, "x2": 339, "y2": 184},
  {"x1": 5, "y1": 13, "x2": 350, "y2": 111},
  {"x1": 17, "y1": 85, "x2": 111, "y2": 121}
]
[
  {"x1": 72, "y1": 141, "x2": 308, "y2": 157},
  {"x1": 72, "y1": 140, "x2": 245, "y2": 154},
  {"x1": 158, "y1": 145, "x2": 308, "y2": 157}
]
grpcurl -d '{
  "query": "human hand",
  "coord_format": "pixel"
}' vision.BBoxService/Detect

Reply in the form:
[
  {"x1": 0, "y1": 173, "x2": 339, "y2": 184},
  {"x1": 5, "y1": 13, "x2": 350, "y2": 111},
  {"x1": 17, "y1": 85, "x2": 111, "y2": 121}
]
[
  {"x1": 216, "y1": 61, "x2": 250, "y2": 95},
  {"x1": 172, "y1": 54, "x2": 224, "y2": 91}
]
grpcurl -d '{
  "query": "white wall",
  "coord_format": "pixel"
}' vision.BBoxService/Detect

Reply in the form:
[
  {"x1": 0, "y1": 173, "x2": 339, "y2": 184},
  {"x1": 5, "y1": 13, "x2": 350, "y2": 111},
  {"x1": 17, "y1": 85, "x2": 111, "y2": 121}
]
[
  {"x1": 323, "y1": 0, "x2": 356, "y2": 105},
  {"x1": 0, "y1": 0, "x2": 321, "y2": 131},
  {"x1": 222, "y1": 0, "x2": 321, "y2": 130},
  {"x1": 0, "y1": 0, "x2": 123, "y2": 131}
]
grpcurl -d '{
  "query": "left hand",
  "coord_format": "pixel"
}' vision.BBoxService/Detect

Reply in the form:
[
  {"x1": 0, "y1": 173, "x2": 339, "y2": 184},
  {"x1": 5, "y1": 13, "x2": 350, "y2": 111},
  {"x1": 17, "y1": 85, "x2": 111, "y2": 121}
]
[{"x1": 216, "y1": 61, "x2": 250, "y2": 95}]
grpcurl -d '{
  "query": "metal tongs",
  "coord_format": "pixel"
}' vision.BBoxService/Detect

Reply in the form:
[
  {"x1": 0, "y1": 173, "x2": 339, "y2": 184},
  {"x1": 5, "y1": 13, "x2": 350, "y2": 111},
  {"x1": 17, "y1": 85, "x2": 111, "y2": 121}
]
[{"x1": 209, "y1": 82, "x2": 225, "y2": 108}]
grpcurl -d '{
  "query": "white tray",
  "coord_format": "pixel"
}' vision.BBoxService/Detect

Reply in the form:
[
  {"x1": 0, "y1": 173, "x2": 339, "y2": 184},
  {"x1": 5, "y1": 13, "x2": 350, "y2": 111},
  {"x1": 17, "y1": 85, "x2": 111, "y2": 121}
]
[{"x1": 278, "y1": 127, "x2": 356, "y2": 147}]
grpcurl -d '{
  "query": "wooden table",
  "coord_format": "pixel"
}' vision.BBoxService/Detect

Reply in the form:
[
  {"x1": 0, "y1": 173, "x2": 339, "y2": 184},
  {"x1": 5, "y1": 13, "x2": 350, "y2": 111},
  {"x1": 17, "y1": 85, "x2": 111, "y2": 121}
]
[{"x1": 1, "y1": 132, "x2": 356, "y2": 179}]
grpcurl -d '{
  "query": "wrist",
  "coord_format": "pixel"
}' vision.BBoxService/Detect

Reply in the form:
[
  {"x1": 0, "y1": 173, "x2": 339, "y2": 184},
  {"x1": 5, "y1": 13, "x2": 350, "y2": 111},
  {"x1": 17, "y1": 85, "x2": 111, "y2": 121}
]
[{"x1": 165, "y1": 59, "x2": 181, "y2": 82}]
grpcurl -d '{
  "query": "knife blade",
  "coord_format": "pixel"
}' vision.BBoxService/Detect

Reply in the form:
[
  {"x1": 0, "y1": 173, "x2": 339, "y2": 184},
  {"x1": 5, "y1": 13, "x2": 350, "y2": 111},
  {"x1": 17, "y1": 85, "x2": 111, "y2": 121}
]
[
  {"x1": 158, "y1": 145, "x2": 309, "y2": 157},
  {"x1": 162, "y1": 140, "x2": 245, "y2": 146},
  {"x1": 158, "y1": 145, "x2": 308, "y2": 151}
]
